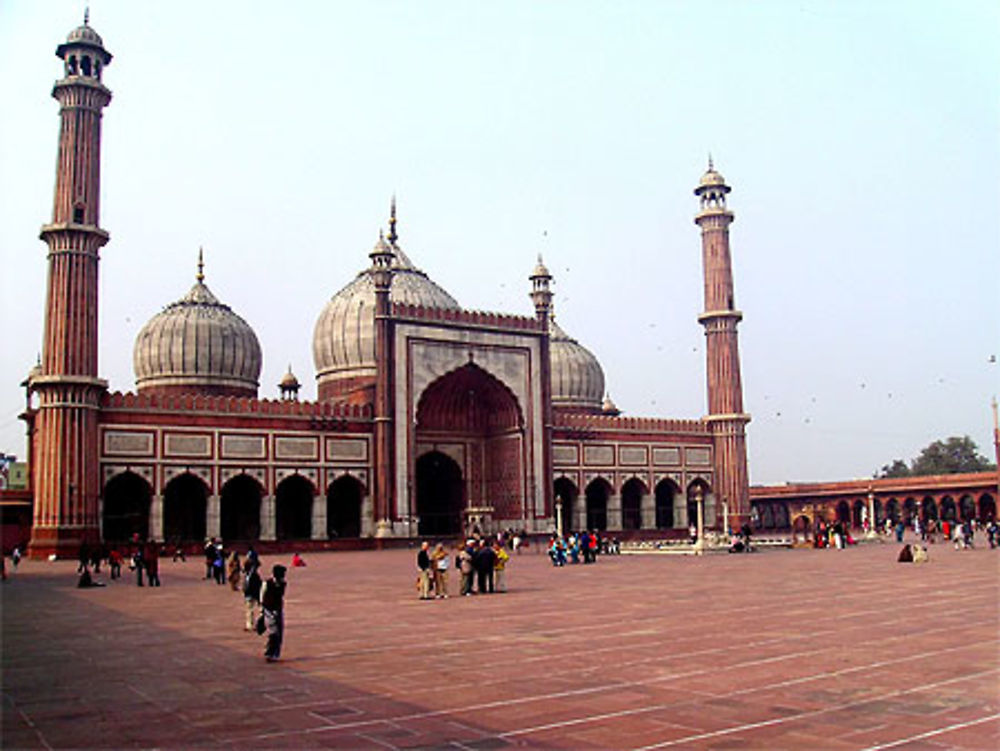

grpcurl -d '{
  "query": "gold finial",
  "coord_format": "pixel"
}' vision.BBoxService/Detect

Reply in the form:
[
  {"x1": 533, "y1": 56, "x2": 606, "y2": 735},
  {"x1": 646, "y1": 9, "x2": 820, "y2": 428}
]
[
  {"x1": 387, "y1": 195, "x2": 398, "y2": 246},
  {"x1": 196, "y1": 247, "x2": 205, "y2": 283}
]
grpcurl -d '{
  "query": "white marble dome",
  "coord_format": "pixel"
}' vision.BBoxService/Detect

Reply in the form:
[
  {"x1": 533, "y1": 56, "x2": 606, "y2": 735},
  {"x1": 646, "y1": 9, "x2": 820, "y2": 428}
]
[
  {"x1": 133, "y1": 271, "x2": 262, "y2": 397},
  {"x1": 313, "y1": 239, "x2": 460, "y2": 388},
  {"x1": 549, "y1": 318, "x2": 605, "y2": 412}
]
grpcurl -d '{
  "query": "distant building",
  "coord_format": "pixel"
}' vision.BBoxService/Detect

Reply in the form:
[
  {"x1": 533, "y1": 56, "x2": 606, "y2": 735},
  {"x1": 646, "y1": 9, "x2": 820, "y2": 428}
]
[{"x1": 20, "y1": 17, "x2": 752, "y2": 558}]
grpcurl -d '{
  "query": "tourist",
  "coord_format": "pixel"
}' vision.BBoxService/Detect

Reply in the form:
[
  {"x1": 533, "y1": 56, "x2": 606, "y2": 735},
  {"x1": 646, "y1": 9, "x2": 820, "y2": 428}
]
[
  {"x1": 132, "y1": 545, "x2": 145, "y2": 586},
  {"x1": 894, "y1": 520, "x2": 905, "y2": 543},
  {"x1": 108, "y1": 548, "x2": 122, "y2": 579},
  {"x1": 145, "y1": 542, "x2": 161, "y2": 586},
  {"x1": 986, "y1": 519, "x2": 998, "y2": 548},
  {"x1": 203, "y1": 538, "x2": 217, "y2": 580},
  {"x1": 171, "y1": 537, "x2": 186, "y2": 562},
  {"x1": 11, "y1": 546, "x2": 21, "y2": 570},
  {"x1": 588, "y1": 530, "x2": 600, "y2": 562},
  {"x1": 458, "y1": 541, "x2": 475, "y2": 595},
  {"x1": 227, "y1": 550, "x2": 242, "y2": 590},
  {"x1": 243, "y1": 559, "x2": 262, "y2": 631},
  {"x1": 568, "y1": 534, "x2": 580, "y2": 564},
  {"x1": 77, "y1": 542, "x2": 90, "y2": 573},
  {"x1": 416, "y1": 541, "x2": 432, "y2": 600},
  {"x1": 260, "y1": 564, "x2": 287, "y2": 661},
  {"x1": 291, "y1": 552, "x2": 307, "y2": 568},
  {"x1": 493, "y1": 540, "x2": 509, "y2": 592},
  {"x1": 688, "y1": 522, "x2": 697, "y2": 544},
  {"x1": 474, "y1": 539, "x2": 495, "y2": 593},
  {"x1": 512, "y1": 531, "x2": 522, "y2": 554},
  {"x1": 77, "y1": 565, "x2": 106, "y2": 588},
  {"x1": 212, "y1": 546, "x2": 226, "y2": 585},
  {"x1": 431, "y1": 543, "x2": 449, "y2": 599},
  {"x1": 246, "y1": 544, "x2": 260, "y2": 569}
]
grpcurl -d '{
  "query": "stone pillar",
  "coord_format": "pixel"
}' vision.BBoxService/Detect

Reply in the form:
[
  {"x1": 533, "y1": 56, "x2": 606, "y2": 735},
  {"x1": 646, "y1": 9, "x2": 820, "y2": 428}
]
[
  {"x1": 607, "y1": 492, "x2": 622, "y2": 532},
  {"x1": 311, "y1": 494, "x2": 327, "y2": 540},
  {"x1": 206, "y1": 494, "x2": 220, "y2": 539},
  {"x1": 675, "y1": 495, "x2": 689, "y2": 528},
  {"x1": 640, "y1": 491, "x2": 655, "y2": 530},
  {"x1": 260, "y1": 495, "x2": 276, "y2": 541},
  {"x1": 361, "y1": 493, "x2": 374, "y2": 537},
  {"x1": 150, "y1": 495, "x2": 163, "y2": 542}
]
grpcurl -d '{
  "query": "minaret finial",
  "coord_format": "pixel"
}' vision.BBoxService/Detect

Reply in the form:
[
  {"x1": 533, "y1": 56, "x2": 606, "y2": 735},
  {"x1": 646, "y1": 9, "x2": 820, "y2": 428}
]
[
  {"x1": 84, "y1": 7, "x2": 90, "y2": 25},
  {"x1": 196, "y1": 247, "x2": 205, "y2": 283},
  {"x1": 387, "y1": 195, "x2": 398, "y2": 246},
  {"x1": 708, "y1": 153, "x2": 714, "y2": 171}
]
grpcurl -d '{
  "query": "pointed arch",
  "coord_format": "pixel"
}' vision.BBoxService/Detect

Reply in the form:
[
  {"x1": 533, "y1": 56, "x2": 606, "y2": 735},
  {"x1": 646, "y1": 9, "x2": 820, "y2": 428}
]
[
  {"x1": 102, "y1": 471, "x2": 152, "y2": 543},
  {"x1": 163, "y1": 472, "x2": 209, "y2": 543},
  {"x1": 584, "y1": 477, "x2": 611, "y2": 531},
  {"x1": 275, "y1": 474, "x2": 315, "y2": 541},
  {"x1": 327, "y1": 474, "x2": 363, "y2": 538},
  {"x1": 554, "y1": 476, "x2": 579, "y2": 534},
  {"x1": 220, "y1": 473, "x2": 263, "y2": 542},
  {"x1": 621, "y1": 477, "x2": 647, "y2": 531},
  {"x1": 654, "y1": 478, "x2": 680, "y2": 530}
]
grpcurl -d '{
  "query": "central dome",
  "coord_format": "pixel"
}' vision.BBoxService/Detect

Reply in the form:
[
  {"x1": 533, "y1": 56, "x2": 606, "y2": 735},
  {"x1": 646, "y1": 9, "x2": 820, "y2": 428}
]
[{"x1": 313, "y1": 236, "x2": 460, "y2": 400}]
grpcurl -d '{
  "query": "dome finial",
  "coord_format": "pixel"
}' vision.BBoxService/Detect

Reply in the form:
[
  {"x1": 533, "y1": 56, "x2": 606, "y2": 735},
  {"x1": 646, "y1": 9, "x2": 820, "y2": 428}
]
[
  {"x1": 387, "y1": 195, "x2": 398, "y2": 246},
  {"x1": 196, "y1": 247, "x2": 205, "y2": 283},
  {"x1": 84, "y1": 6, "x2": 90, "y2": 25},
  {"x1": 707, "y1": 153, "x2": 714, "y2": 171}
]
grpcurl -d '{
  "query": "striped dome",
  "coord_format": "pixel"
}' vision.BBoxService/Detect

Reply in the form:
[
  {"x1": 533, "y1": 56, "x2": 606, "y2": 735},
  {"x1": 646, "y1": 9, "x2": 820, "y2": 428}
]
[
  {"x1": 133, "y1": 271, "x2": 262, "y2": 397},
  {"x1": 549, "y1": 318, "x2": 605, "y2": 413}
]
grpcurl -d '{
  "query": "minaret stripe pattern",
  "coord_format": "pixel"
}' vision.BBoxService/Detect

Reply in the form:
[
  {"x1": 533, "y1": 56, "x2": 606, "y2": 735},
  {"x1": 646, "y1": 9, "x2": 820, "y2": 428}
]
[
  {"x1": 29, "y1": 17, "x2": 112, "y2": 558},
  {"x1": 694, "y1": 162, "x2": 751, "y2": 530}
]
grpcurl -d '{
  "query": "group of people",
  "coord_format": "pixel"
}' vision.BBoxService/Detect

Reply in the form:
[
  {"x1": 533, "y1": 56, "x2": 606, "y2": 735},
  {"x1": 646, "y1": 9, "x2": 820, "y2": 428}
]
[
  {"x1": 415, "y1": 535, "x2": 511, "y2": 599},
  {"x1": 813, "y1": 520, "x2": 857, "y2": 549},
  {"x1": 548, "y1": 530, "x2": 614, "y2": 566}
]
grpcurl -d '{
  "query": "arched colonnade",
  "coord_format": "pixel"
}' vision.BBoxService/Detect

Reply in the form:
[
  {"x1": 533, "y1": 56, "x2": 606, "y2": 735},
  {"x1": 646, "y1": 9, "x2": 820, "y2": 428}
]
[{"x1": 100, "y1": 469, "x2": 370, "y2": 544}]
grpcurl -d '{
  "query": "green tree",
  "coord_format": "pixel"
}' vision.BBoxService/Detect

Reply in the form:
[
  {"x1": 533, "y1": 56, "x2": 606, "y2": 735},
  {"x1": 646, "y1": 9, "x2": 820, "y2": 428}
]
[
  {"x1": 877, "y1": 435, "x2": 996, "y2": 478},
  {"x1": 910, "y1": 436, "x2": 995, "y2": 475},
  {"x1": 876, "y1": 459, "x2": 910, "y2": 478}
]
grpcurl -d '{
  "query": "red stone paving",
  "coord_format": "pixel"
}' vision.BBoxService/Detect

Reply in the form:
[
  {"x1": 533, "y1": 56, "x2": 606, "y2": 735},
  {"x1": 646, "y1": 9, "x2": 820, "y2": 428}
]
[{"x1": 2, "y1": 538, "x2": 998, "y2": 750}]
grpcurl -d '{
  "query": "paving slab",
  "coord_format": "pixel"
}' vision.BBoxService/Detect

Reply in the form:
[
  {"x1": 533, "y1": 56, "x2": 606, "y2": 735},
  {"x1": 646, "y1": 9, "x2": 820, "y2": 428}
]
[{"x1": 2, "y1": 539, "x2": 998, "y2": 749}]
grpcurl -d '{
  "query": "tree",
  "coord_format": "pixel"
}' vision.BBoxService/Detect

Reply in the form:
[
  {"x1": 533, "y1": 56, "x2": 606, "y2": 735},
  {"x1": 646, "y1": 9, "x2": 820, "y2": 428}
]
[
  {"x1": 876, "y1": 435, "x2": 996, "y2": 478},
  {"x1": 876, "y1": 459, "x2": 910, "y2": 478}
]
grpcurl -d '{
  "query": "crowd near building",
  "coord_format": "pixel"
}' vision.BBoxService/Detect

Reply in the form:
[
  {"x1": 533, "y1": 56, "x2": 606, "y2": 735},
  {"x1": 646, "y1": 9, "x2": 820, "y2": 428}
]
[{"x1": 3, "y1": 17, "x2": 995, "y2": 559}]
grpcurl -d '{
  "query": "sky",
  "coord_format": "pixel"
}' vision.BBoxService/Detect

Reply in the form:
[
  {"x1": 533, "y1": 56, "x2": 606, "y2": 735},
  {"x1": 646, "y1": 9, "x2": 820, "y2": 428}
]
[{"x1": 1, "y1": 1, "x2": 997, "y2": 485}]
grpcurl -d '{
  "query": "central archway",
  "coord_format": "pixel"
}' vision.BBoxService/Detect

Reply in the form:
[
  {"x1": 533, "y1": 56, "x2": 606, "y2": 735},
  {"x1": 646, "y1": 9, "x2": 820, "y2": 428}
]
[
  {"x1": 415, "y1": 362, "x2": 525, "y2": 528},
  {"x1": 416, "y1": 451, "x2": 463, "y2": 537},
  {"x1": 103, "y1": 471, "x2": 152, "y2": 543}
]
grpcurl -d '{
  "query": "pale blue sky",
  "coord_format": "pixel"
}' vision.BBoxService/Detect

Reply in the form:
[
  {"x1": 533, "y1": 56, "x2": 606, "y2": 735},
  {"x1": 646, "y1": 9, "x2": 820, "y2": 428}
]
[{"x1": 1, "y1": 1, "x2": 997, "y2": 484}]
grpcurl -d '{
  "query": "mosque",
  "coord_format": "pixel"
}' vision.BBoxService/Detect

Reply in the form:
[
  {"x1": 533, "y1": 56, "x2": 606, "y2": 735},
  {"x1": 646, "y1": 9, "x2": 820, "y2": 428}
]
[{"x1": 21, "y1": 17, "x2": 752, "y2": 558}]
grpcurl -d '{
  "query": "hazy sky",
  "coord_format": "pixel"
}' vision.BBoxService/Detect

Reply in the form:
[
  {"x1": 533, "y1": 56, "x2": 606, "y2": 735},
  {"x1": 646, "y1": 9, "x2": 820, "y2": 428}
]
[{"x1": 1, "y1": 1, "x2": 997, "y2": 485}]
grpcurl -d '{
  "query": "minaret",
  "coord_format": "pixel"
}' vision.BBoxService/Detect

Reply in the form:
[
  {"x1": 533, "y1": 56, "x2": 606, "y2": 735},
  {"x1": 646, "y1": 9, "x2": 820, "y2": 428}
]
[
  {"x1": 372, "y1": 213, "x2": 396, "y2": 539},
  {"x1": 29, "y1": 15, "x2": 113, "y2": 558},
  {"x1": 529, "y1": 255, "x2": 555, "y2": 523},
  {"x1": 694, "y1": 160, "x2": 751, "y2": 531}
]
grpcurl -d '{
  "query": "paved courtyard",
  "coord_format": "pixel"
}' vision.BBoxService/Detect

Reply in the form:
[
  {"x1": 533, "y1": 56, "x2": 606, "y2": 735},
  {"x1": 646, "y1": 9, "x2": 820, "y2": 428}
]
[{"x1": 2, "y1": 538, "x2": 998, "y2": 750}]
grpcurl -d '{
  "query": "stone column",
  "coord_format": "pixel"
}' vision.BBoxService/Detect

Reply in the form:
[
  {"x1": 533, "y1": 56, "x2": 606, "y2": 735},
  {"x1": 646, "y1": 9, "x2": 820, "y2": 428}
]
[
  {"x1": 260, "y1": 495, "x2": 276, "y2": 541},
  {"x1": 311, "y1": 494, "x2": 327, "y2": 540},
  {"x1": 607, "y1": 492, "x2": 622, "y2": 532},
  {"x1": 361, "y1": 493, "x2": 374, "y2": 537},
  {"x1": 150, "y1": 495, "x2": 164, "y2": 542},
  {"x1": 206, "y1": 494, "x2": 220, "y2": 539},
  {"x1": 640, "y1": 491, "x2": 655, "y2": 530}
]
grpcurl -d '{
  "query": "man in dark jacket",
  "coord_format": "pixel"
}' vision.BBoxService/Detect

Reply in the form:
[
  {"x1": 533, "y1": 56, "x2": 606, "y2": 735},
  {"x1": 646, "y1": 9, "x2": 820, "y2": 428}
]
[
  {"x1": 474, "y1": 540, "x2": 495, "y2": 594},
  {"x1": 261, "y1": 564, "x2": 287, "y2": 662}
]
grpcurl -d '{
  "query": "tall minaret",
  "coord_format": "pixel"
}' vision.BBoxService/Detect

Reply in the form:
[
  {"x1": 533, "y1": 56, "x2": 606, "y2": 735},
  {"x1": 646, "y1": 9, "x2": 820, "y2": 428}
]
[
  {"x1": 371, "y1": 203, "x2": 397, "y2": 539},
  {"x1": 29, "y1": 14, "x2": 113, "y2": 558},
  {"x1": 694, "y1": 160, "x2": 751, "y2": 531}
]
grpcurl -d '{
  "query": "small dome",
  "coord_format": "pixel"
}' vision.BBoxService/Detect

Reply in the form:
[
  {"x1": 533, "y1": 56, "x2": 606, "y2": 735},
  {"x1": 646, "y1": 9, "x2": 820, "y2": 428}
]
[
  {"x1": 601, "y1": 394, "x2": 621, "y2": 416},
  {"x1": 279, "y1": 367, "x2": 300, "y2": 389},
  {"x1": 313, "y1": 239, "x2": 460, "y2": 395},
  {"x1": 699, "y1": 168, "x2": 726, "y2": 188},
  {"x1": 531, "y1": 255, "x2": 551, "y2": 279},
  {"x1": 66, "y1": 23, "x2": 104, "y2": 48},
  {"x1": 134, "y1": 266, "x2": 262, "y2": 397},
  {"x1": 549, "y1": 318, "x2": 605, "y2": 413}
]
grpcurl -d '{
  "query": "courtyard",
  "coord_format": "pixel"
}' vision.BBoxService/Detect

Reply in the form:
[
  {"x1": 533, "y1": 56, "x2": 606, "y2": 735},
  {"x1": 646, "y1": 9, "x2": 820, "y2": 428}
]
[{"x1": 2, "y1": 540, "x2": 998, "y2": 750}]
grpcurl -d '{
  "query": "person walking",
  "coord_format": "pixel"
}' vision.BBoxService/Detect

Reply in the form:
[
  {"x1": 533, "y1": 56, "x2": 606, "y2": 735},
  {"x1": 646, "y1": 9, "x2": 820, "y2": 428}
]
[
  {"x1": 133, "y1": 545, "x2": 145, "y2": 587},
  {"x1": 144, "y1": 542, "x2": 161, "y2": 587},
  {"x1": 260, "y1": 564, "x2": 287, "y2": 661},
  {"x1": 416, "y1": 541, "x2": 433, "y2": 600},
  {"x1": 243, "y1": 559, "x2": 262, "y2": 631},
  {"x1": 458, "y1": 542, "x2": 474, "y2": 596},
  {"x1": 227, "y1": 550, "x2": 242, "y2": 591},
  {"x1": 475, "y1": 539, "x2": 495, "y2": 594}
]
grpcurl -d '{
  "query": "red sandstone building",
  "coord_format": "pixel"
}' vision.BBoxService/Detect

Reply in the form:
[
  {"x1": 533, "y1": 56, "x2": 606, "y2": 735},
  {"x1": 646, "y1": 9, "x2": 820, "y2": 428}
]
[
  {"x1": 18, "y1": 18, "x2": 752, "y2": 558},
  {"x1": 15, "y1": 19, "x2": 994, "y2": 559}
]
